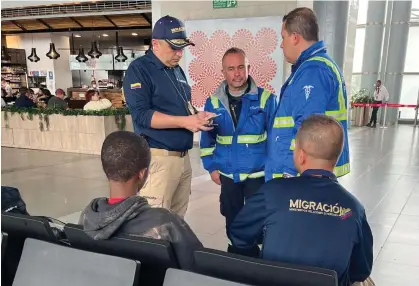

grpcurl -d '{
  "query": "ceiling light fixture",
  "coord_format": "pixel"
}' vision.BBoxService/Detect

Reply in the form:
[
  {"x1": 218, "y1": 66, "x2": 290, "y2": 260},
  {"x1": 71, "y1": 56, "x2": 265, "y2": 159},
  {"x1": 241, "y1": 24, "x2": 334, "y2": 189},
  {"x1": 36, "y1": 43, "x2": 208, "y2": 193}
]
[
  {"x1": 132, "y1": 33, "x2": 138, "y2": 36},
  {"x1": 74, "y1": 34, "x2": 81, "y2": 38},
  {"x1": 28, "y1": 48, "x2": 40, "y2": 62},
  {"x1": 102, "y1": 34, "x2": 109, "y2": 37},
  {"x1": 46, "y1": 43, "x2": 60, "y2": 60},
  {"x1": 76, "y1": 47, "x2": 88, "y2": 63}
]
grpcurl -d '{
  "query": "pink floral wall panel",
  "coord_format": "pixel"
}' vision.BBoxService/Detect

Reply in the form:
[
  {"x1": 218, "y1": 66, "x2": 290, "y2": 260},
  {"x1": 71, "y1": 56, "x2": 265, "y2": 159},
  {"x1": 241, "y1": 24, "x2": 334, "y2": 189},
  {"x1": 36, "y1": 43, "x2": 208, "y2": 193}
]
[{"x1": 185, "y1": 16, "x2": 284, "y2": 108}]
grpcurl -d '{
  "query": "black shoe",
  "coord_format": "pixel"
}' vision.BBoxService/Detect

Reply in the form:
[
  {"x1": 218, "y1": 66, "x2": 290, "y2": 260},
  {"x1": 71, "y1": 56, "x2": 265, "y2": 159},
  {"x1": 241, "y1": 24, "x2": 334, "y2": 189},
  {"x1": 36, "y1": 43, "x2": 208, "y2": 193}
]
[
  {"x1": 371, "y1": 124, "x2": 376, "y2": 128},
  {"x1": 366, "y1": 123, "x2": 371, "y2": 127}
]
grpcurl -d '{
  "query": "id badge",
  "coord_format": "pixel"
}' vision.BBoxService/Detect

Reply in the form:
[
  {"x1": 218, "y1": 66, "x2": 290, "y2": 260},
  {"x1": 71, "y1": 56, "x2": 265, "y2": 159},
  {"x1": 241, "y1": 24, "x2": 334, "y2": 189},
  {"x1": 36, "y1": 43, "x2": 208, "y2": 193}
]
[{"x1": 187, "y1": 101, "x2": 198, "y2": 115}]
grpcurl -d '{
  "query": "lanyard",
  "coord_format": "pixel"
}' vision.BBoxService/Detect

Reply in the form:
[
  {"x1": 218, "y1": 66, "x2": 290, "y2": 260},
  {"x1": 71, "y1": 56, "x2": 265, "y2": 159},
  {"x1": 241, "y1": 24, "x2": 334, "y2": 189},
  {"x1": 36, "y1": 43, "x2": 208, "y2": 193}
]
[{"x1": 300, "y1": 169, "x2": 336, "y2": 180}]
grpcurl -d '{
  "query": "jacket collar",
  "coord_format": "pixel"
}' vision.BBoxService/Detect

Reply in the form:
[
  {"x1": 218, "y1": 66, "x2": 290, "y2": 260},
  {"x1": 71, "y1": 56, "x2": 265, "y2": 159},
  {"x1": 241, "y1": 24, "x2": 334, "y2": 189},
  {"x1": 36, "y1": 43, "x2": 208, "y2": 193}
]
[
  {"x1": 292, "y1": 41, "x2": 327, "y2": 72},
  {"x1": 214, "y1": 75, "x2": 259, "y2": 101},
  {"x1": 146, "y1": 50, "x2": 170, "y2": 70}
]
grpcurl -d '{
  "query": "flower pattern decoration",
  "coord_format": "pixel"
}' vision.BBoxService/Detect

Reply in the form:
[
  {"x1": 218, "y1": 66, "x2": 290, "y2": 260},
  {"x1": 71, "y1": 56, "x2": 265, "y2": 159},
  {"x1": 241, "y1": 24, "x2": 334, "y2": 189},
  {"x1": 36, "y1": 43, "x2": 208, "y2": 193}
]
[{"x1": 188, "y1": 27, "x2": 278, "y2": 107}]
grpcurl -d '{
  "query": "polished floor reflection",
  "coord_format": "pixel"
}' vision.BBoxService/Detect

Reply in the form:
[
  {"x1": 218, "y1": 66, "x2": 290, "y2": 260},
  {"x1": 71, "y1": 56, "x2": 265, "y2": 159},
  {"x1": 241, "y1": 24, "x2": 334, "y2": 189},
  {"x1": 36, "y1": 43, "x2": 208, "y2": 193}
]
[{"x1": 2, "y1": 125, "x2": 419, "y2": 285}]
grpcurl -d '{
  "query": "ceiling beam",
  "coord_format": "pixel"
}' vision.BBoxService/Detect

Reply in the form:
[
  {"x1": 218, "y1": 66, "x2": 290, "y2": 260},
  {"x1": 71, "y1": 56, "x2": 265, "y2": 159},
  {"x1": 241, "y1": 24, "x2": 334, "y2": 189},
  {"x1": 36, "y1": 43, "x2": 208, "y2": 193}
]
[
  {"x1": 10, "y1": 20, "x2": 26, "y2": 31},
  {"x1": 2, "y1": 25, "x2": 151, "y2": 35},
  {"x1": 1, "y1": 9, "x2": 152, "y2": 21},
  {"x1": 37, "y1": 18, "x2": 53, "y2": 30},
  {"x1": 141, "y1": 13, "x2": 151, "y2": 25},
  {"x1": 70, "y1": 17, "x2": 83, "y2": 28},
  {"x1": 103, "y1": 15, "x2": 118, "y2": 27}
]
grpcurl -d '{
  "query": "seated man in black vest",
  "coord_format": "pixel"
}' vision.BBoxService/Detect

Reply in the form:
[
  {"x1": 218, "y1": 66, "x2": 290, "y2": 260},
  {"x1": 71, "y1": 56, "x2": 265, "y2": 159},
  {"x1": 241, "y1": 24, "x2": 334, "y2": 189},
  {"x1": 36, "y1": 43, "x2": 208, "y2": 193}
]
[{"x1": 79, "y1": 131, "x2": 202, "y2": 269}]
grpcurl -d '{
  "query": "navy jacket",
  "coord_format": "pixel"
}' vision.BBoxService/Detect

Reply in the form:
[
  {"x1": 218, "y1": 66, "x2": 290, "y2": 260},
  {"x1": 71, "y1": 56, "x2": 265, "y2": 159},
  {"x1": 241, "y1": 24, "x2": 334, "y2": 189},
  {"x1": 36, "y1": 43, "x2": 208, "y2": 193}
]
[
  {"x1": 123, "y1": 51, "x2": 193, "y2": 151},
  {"x1": 200, "y1": 76, "x2": 275, "y2": 182},
  {"x1": 229, "y1": 169, "x2": 373, "y2": 286},
  {"x1": 15, "y1": 96, "x2": 35, "y2": 108}
]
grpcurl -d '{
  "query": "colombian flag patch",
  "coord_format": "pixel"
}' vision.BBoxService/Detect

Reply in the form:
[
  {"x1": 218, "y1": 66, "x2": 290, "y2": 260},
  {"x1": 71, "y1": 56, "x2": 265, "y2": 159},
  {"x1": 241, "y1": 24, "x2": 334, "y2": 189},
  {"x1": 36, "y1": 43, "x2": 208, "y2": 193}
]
[{"x1": 130, "y1": 83, "x2": 142, "y2": 89}]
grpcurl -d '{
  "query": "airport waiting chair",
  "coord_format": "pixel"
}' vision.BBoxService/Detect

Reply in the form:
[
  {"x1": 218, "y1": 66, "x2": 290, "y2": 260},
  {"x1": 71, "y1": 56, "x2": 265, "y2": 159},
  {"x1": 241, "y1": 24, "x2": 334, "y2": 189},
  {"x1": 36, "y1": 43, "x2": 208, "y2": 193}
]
[
  {"x1": 64, "y1": 223, "x2": 179, "y2": 286},
  {"x1": 164, "y1": 268, "x2": 249, "y2": 286},
  {"x1": 1, "y1": 212, "x2": 64, "y2": 285},
  {"x1": 12, "y1": 238, "x2": 140, "y2": 286},
  {"x1": 193, "y1": 248, "x2": 338, "y2": 286},
  {"x1": 1, "y1": 232, "x2": 8, "y2": 262}
]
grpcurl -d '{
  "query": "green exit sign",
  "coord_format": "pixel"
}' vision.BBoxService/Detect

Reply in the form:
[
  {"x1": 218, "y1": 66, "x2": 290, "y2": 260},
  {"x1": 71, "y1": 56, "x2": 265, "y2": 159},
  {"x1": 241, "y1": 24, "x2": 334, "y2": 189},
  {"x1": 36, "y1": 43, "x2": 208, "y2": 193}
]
[{"x1": 213, "y1": 0, "x2": 238, "y2": 9}]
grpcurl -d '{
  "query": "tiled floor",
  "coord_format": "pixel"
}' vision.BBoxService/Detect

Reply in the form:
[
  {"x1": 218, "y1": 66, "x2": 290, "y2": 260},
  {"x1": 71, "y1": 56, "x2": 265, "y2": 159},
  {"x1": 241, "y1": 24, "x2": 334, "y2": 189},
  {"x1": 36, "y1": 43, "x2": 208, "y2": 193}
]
[{"x1": 2, "y1": 125, "x2": 419, "y2": 285}]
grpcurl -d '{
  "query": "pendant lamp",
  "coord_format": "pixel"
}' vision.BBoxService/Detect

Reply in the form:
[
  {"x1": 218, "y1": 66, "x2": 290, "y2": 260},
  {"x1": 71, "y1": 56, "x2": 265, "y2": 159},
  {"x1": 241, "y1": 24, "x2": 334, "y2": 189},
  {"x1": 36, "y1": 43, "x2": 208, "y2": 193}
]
[
  {"x1": 88, "y1": 41, "x2": 102, "y2": 58},
  {"x1": 46, "y1": 43, "x2": 60, "y2": 59},
  {"x1": 1, "y1": 46, "x2": 11, "y2": 62},
  {"x1": 27, "y1": 48, "x2": 40, "y2": 62},
  {"x1": 115, "y1": 47, "x2": 128, "y2": 62},
  {"x1": 76, "y1": 47, "x2": 88, "y2": 63}
]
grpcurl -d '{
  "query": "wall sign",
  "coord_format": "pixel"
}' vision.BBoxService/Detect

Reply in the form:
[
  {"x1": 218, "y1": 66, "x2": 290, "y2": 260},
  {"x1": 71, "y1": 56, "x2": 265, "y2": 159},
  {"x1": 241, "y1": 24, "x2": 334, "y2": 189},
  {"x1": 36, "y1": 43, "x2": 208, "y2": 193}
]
[{"x1": 213, "y1": 0, "x2": 237, "y2": 9}]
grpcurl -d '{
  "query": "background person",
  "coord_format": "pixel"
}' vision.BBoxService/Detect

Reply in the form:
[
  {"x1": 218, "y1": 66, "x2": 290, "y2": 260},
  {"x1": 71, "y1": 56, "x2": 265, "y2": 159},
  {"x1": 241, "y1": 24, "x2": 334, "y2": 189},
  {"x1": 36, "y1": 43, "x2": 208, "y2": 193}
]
[
  {"x1": 366, "y1": 80, "x2": 389, "y2": 128},
  {"x1": 200, "y1": 47, "x2": 275, "y2": 253},
  {"x1": 230, "y1": 114, "x2": 374, "y2": 286},
  {"x1": 83, "y1": 90, "x2": 112, "y2": 111},
  {"x1": 15, "y1": 87, "x2": 35, "y2": 108},
  {"x1": 48, "y1": 88, "x2": 68, "y2": 109},
  {"x1": 124, "y1": 15, "x2": 215, "y2": 218}
]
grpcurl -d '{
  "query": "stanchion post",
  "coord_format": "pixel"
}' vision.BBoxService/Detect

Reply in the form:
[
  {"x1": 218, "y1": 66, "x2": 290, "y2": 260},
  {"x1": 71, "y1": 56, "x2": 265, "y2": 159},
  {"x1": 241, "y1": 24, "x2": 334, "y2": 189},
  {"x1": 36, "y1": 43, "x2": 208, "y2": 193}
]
[
  {"x1": 415, "y1": 90, "x2": 419, "y2": 127},
  {"x1": 380, "y1": 103, "x2": 388, "y2": 129}
]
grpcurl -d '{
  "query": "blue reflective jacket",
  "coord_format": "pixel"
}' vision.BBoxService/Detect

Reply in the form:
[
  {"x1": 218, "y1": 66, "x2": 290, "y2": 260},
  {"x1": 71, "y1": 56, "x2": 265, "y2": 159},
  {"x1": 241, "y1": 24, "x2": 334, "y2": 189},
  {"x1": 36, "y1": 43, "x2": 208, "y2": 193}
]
[
  {"x1": 200, "y1": 76, "x2": 276, "y2": 183},
  {"x1": 265, "y1": 41, "x2": 350, "y2": 181}
]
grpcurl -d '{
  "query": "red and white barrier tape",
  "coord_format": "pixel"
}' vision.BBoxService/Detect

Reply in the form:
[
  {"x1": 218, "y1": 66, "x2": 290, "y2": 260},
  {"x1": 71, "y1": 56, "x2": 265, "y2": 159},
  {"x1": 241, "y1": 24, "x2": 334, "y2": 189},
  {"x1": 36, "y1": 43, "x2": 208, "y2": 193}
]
[{"x1": 352, "y1": 103, "x2": 418, "y2": 108}]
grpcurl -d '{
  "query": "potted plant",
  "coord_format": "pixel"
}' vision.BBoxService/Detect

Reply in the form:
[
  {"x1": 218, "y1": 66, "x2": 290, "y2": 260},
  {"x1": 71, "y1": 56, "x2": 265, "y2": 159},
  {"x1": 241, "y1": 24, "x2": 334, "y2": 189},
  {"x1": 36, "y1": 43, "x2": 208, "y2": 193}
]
[{"x1": 351, "y1": 89, "x2": 373, "y2": 126}]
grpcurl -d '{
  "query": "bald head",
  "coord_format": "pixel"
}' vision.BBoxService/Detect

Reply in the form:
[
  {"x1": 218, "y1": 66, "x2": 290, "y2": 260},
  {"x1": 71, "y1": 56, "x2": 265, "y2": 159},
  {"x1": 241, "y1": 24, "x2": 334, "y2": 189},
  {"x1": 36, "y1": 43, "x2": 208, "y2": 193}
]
[{"x1": 294, "y1": 114, "x2": 344, "y2": 172}]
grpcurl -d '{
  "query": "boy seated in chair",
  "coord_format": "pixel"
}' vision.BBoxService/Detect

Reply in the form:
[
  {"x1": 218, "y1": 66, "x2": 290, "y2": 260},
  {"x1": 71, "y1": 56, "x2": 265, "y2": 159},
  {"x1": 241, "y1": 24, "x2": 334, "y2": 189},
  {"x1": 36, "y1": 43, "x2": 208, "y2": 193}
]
[{"x1": 79, "y1": 131, "x2": 202, "y2": 269}]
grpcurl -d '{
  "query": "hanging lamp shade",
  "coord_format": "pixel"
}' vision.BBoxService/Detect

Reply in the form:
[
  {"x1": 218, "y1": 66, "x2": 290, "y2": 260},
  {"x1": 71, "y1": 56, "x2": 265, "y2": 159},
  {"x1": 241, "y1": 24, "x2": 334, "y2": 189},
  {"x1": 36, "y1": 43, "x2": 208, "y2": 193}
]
[
  {"x1": 115, "y1": 47, "x2": 128, "y2": 62},
  {"x1": 88, "y1": 41, "x2": 102, "y2": 58},
  {"x1": 1, "y1": 46, "x2": 11, "y2": 62},
  {"x1": 46, "y1": 43, "x2": 60, "y2": 59},
  {"x1": 76, "y1": 48, "x2": 88, "y2": 63},
  {"x1": 27, "y1": 48, "x2": 40, "y2": 62}
]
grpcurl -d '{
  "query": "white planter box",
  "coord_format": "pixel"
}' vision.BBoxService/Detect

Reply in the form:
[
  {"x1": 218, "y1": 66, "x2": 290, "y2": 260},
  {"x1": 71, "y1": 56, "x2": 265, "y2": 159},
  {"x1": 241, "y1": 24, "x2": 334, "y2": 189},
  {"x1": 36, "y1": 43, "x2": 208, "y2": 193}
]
[{"x1": 1, "y1": 111, "x2": 133, "y2": 155}]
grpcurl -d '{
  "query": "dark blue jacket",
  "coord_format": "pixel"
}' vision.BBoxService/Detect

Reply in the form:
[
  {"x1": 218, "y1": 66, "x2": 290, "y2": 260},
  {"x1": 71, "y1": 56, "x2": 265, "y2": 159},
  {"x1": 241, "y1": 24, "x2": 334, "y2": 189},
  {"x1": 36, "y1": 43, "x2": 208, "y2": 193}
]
[
  {"x1": 15, "y1": 96, "x2": 35, "y2": 108},
  {"x1": 123, "y1": 51, "x2": 193, "y2": 151},
  {"x1": 229, "y1": 169, "x2": 373, "y2": 286},
  {"x1": 199, "y1": 77, "x2": 276, "y2": 183}
]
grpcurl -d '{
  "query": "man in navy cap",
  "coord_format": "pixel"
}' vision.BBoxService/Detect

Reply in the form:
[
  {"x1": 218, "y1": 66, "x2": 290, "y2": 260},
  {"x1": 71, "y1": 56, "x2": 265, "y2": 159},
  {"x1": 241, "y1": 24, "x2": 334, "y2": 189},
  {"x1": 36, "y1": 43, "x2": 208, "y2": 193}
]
[{"x1": 124, "y1": 15, "x2": 215, "y2": 217}]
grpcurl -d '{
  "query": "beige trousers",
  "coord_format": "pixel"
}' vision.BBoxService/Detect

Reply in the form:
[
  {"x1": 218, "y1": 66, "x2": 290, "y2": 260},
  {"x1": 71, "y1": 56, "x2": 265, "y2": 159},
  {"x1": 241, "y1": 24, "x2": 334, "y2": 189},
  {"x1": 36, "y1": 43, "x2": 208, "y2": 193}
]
[
  {"x1": 140, "y1": 152, "x2": 192, "y2": 217},
  {"x1": 352, "y1": 277, "x2": 375, "y2": 286}
]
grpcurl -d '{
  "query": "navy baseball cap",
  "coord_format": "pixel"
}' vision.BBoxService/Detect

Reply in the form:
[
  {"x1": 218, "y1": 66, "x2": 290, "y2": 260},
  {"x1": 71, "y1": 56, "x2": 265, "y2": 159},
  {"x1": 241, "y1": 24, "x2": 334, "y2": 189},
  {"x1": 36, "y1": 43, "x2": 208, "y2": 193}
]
[{"x1": 152, "y1": 15, "x2": 195, "y2": 50}]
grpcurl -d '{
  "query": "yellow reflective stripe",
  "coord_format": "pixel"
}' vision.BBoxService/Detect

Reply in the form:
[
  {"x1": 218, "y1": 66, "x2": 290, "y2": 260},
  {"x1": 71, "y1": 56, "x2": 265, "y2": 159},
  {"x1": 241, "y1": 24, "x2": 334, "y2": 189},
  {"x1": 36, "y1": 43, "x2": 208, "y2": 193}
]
[
  {"x1": 219, "y1": 171, "x2": 233, "y2": 179},
  {"x1": 220, "y1": 171, "x2": 265, "y2": 181},
  {"x1": 237, "y1": 132, "x2": 267, "y2": 144},
  {"x1": 216, "y1": 135, "x2": 233, "y2": 145},
  {"x1": 260, "y1": 89, "x2": 271, "y2": 109},
  {"x1": 210, "y1": 95, "x2": 219, "y2": 109},
  {"x1": 273, "y1": 116, "x2": 294, "y2": 128},
  {"x1": 273, "y1": 173, "x2": 284, "y2": 178},
  {"x1": 308, "y1": 56, "x2": 347, "y2": 113},
  {"x1": 240, "y1": 171, "x2": 265, "y2": 181},
  {"x1": 200, "y1": 147, "x2": 215, "y2": 157},
  {"x1": 334, "y1": 163, "x2": 350, "y2": 177},
  {"x1": 290, "y1": 139, "x2": 295, "y2": 151},
  {"x1": 325, "y1": 110, "x2": 347, "y2": 121}
]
